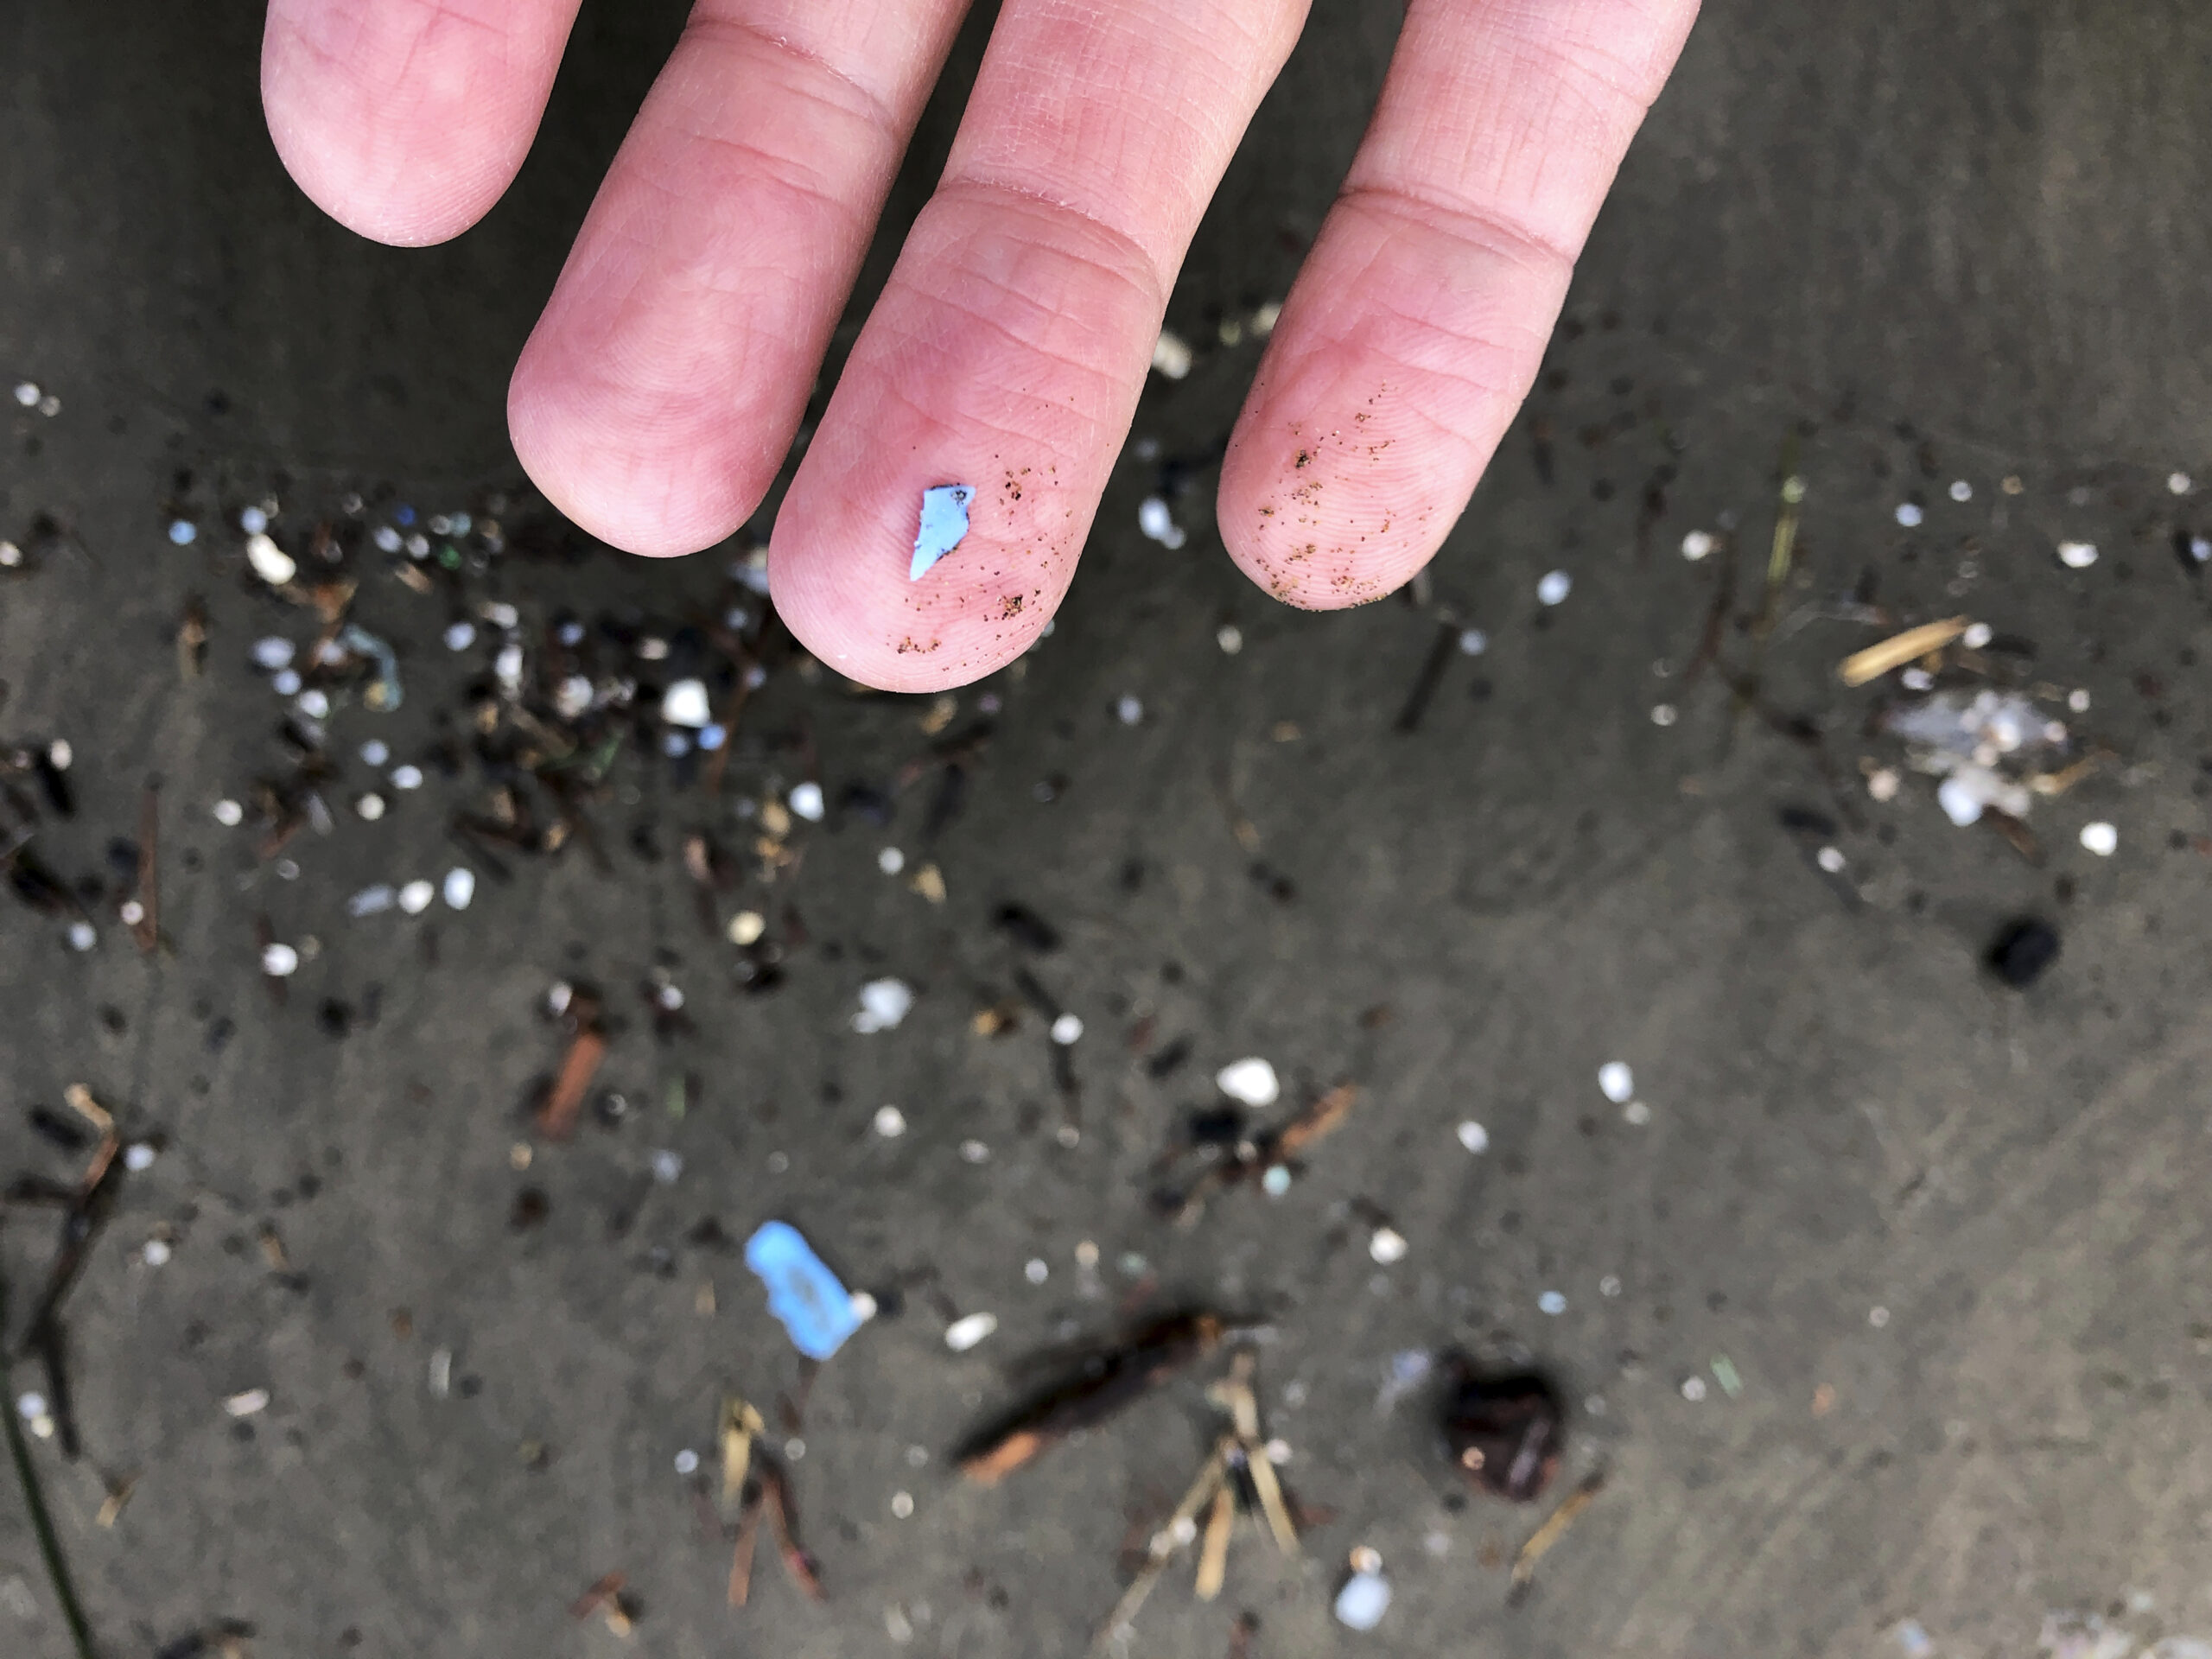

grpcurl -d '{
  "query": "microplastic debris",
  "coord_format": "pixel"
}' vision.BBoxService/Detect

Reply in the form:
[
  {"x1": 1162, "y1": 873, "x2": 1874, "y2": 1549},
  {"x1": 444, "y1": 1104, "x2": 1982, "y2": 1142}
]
[
  {"x1": 2079, "y1": 821, "x2": 2117, "y2": 856},
  {"x1": 1537, "y1": 1290, "x2": 1567, "y2": 1315},
  {"x1": 1216, "y1": 1058, "x2": 1280, "y2": 1108},
  {"x1": 261, "y1": 943, "x2": 299, "y2": 976},
  {"x1": 493, "y1": 643, "x2": 524, "y2": 692},
  {"x1": 341, "y1": 624, "x2": 404, "y2": 709},
  {"x1": 1651, "y1": 703, "x2": 1678, "y2": 727},
  {"x1": 1459, "y1": 627, "x2": 1489, "y2": 655},
  {"x1": 789, "y1": 782, "x2": 825, "y2": 822},
  {"x1": 661, "y1": 678, "x2": 711, "y2": 728},
  {"x1": 852, "y1": 977, "x2": 913, "y2": 1033},
  {"x1": 651, "y1": 1150, "x2": 683, "y2": 1185},
  {"x1": 397, "y1": 880, "x2": 435, "y2": 915},
  {"x1": 1895, "y1": 503, "x2": 1923, "y2": 527},
  {"x1": 2067, "y1": 688, "x2": 2091, "y2": 713},
  {"x1": 877, "y1": 847, "x2": 905, "y2": 875},
  {"x1": 225, "y1": 1389, "x2": 270, "y2": 1417},
  {"x1": 168, "y1": 519, "x2": 197, "y2": 545},
  {"x1": 251, "y1": 637, "x2": 296, "y2": 671},
  {"x1": 728, "y1": 910, "x2": 766, "y2": 946},
  {"x1": 213, "y1": 798, "x2": 244, "y2": 826},
  {"x1": 372, "y1": 524, "x2": 403, "y2": 553},
  {"x1": 10, "y1": 382, "x2": 36, "y2": 406},
  {"x1": 442, "y1": 621, "x2": 476, "y2": 652},
  {"x1": 123, "y1": 1142, "x2": 156, "y2": 1173},
  {"x1": 1869, "y1": 1306, "x2": 1891, "y2": 1327},
  {"x1": 1623, "y1": 1101, "x2": 1651, "y2": 1126},
  {"x1": 555, "y1": 675, "x2": 593, "y2": 719},
  {"x1": 1024, "y1": 1259, "x2": 1048, "y2": 1284},
  {"x1": 849, "y1": 1291, "x2": 878, "y2": 1321},
  {"x1": 944, "y1": 1312, "x2": 999, "y2": 1352},
  {"x1": 910, "y1": 484, "x2": 974, "y2": 581},
  {"x1": 1536, "y1": 569, "x2": 1573, "y2": 605},
  {"x1": 1116, "y1": 694, "x2": 1143, "y2": 725},
  {"x1": 1597, "y1": 1061, "x2": 1634, "y2": 1103},
  {"x1": 1867, "y1": 768, "x2": 1901, "y2": 802},
  {"x1": 958, "y1": 1138, "x2": 990, "y2": 1164},
  {"x1": 2056, "y1": 540, "x2": 2099, "y2": 569},
  {"x1": 1151, "y1": 330, "x2": 1193, "y2": 379},
  {"x1": 1899, "y1": 666, "x2": 1933, "y2": 692},
  {"x1": 874, "y1": 1105, "x2": 907, "y2": 1138},
  {"x1": 245, "y1": 533, "x2": 296, "y2": 586},
  {"x1": 1261, "y1": 1165, "x2": 1292, "y2": 1196},
  {"x1": 1987, "y1": 918, "x2": 2061, "y2": 988},
  {"x1": 1961, "y1": 621, "x2": 1993, "y2": 649},
  {"x1": 1137, "y1": 496, "x2": 1186, "y2": 549},
  {"x1": 1891, "y1": 1620, "x2": 1935, "y2": 1657},
  {"x1": 15, "y1": 1392, "x2": 46, "y2": 1421},
  {"x1": 143, "y1": 1238, "x2": 172, "y2": 1266},
  {"x1": 1368, "y1": 1227, "x2": 1408, "y2": 1264},
  {"x1": 442, "y1": 868, "x2": 475, "y2": 910},
  {"x1": 347, "y1": 884, "x2": 397, "y2": 918},
  {"x1": 1710, "y1": 1355, "x2": 1744, "y2": 1397},
  {"x1": 1681, "y1": 1376, "x2": 1707, "y2": 1401},
  {"x1": 744, "y1": 1220, "x2": 864, "y2": 1361},
  {"x1": 239, "y1": 505, "x2": 269, "y2": 535},
  {"x1": 296, "y1": 689, "x2": 330, "y2": 720},
  {"x1": 0, "y1": 541, "x2": 18, "y2": 567},
  {"x1": 67, "y1": 921, "x2": 96, "y2": 952},
  {"x1": 1050, "y1": 1013, "x2": 1084, "y2": 1046},
  {"x1": 674, "y1": 1449, "x2": 700, "y2": 1476},
  {"x1": 356, "y1": 792, "x2": 386, "y2": 822},
  {"x1": 1333, "y1": 1568, "x2": 1391, "y2": 1631},
  {"x1": 1680, "y1": 530, "x2": 1716, "y2": 561},
  {"x1": 1217, "y1": 625, "x2": 1243, "y2": 654},
  {"x1": 1816, "y1": 846, "x2": 1847, "y2": 874},
  {"x1": 1948, "y1": 480, "x2": 1974, "y2": 502},
  {"x1": 890, "y1": 1491, "x2": 914, "y2": 1518},
  {"x1": 390, "y1": 765, "x2": 423, "y2": 791},
  {"x1": 2170, "y1": 472, "x2": 2195, "y2": 495}
]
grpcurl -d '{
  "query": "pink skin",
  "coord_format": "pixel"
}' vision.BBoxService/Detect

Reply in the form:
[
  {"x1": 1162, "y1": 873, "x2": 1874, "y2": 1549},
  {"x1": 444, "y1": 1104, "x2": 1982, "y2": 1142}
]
[{"x1": 261, "y1": 0, "x2": 1701, "y2": 692}]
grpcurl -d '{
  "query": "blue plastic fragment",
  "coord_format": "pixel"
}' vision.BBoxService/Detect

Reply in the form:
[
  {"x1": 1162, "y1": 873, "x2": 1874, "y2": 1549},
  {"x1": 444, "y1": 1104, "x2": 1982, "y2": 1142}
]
[
  {"x1": 744, "y1": 1220, "x2": 862, "y2": 1360},
  {"x1": 910, "y1": 483, "x2": 974, "y2": 582}
]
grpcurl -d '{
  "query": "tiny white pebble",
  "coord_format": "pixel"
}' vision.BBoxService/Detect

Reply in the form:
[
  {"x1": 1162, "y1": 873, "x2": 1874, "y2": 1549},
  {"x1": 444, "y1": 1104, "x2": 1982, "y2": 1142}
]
[
  {"x1": 1680, "y1": 530, "x2": 1716, "y2": 562},
  {"x1": 1264, "y1": 1439, "x2": 1292, "y2": 1465},
  {"x1": 1136, "y1": 497, "x2": 1186, "y2": 549},
  {"x1": 878, "y1": 847, "x2": 906, "y2": 875},
  {"x1": 225, "y1": 1389, "x2": 270, "y2": 1417},
  {"x1": 295, "y1": 688, "x2": 330, "y2": 720},
  {"x1": 1050, "y1": 1012, "x2": 1084, "y2": 1046},
  {"x1": 0, "y1": 541, "x2": 19, "y2": 567},
  {"x1": 142, "y1": 1237, "x2": 172, "y2": 1266},
  {"x1": 1816, "y1": 846, "x2": 1847, "y2": 874},
  {"x1": 1598, "y1": 1061, "x2": 1634, "y2": 1103},
  {"x1": 1538, "y1": 1290, "x2": 1567, "y2": 1315},
  {"x1": 1217, "y1": 624, "x2": 1243, "y2": 654},
  {"x1": 213, "y1": 798, "x2": 244, "y2": 826},
  {"x1": 15, "y1": 1392, "x2": 47, "y2": 1420},
  {"x1": 67, "y1": 920, "x2": 96, "y2": 952},
  {"x1": 11, "y1": 382, "x2": 37, "y2": 407},
  {"x1": 849, "y1": 1291, "x2": 878, "y2": 1322},
  {"x1": 874, "y1": 1105, "x2": 907, "y2": 1138},
  {"x1": 891, "y1": 1491, "x2": 915, "y2": 1519},
  {"x1": 1216, "y1": 1057, "x2": 1280, "y2": 1107},
  {"x1": 789, "y1": 781, "x2": 825, "y2": 822},
  {"x1": 1961, "y1": 622, "x2": 1993, "y2": 650},
  {"x1": 1867, "y1": 768, "x2": 1900, "y2": 802},
  {"x1": 1458, "y1": 627, "x2": 1489, "y2": 655},
  {"x1": 2079, "y1": 821, "x2": 2118, "y2": 857},
  {"x1": 2067, "y1": 688, "x2": 2091, "y2": 714},
  {"x1": 2169, "y1": 472, "x2": 2193, "y2": 496},
  {"x1": 442, "y1": 620, "x2": 478, "y2": 652},
  {"x1": 1651, "y1": 702, "x2": 1678, "y2": 727},
  {"x1": 245, "y1": 533, "x2": 296, "y2": 586},
  {"x1": 959, "y1": 1138, "x2": 990, "y2": 1164},
  {"x1": 728, "y1": 910, "x2": 766, "y2": 946},
  {"x1": 359, "y1": 739, "x2": 390, "y2": 767},
  {"x1": 1116, "y1": 694, "x2": 1143, "y2": 726},
  {"x1": 2056, "y1": 540, "x2": 2099, "y2": 569},
  {"x1": 1025, "y1": 1258, "x2": 1049, "y2": 1285},
  {"x1": 397, "y1": 880, "x2": 435, "y2": 915},
  {"x1": 1899, "y1": 666, "x2": 1934, "y2": 692},
  {"x1": 1948, "y1": 480, "x2": 1973, "y2": 502},
  {"x1": 1150, "y1": 330, "x2": 1192, "y2": 379},
  {"x1": 1536, "y1": 569, "x2": 1573, "y2": 606},
  {"x1": 673, "y1": 1448, "x2": 700, "y2": 1475},
  {"x1": 124, "y1": 1142, "x2": 156, "y2": 1172},
  {"x1": 1169, "y1": 1516, "x2": 1199, "y2": 1548},
  {"x1": 36, "y1": 395, "x2": 58, "y2": 418},
  {"x1": 1895, "y1": 503, "x2": 1923, "y2": 528},
  {"x1": 661, "y1": 678, "x2": 711, "y2": 728},
  {"x1": 119, "y1": 899, "x2": 145, "y2": 927},
  {"x1": 1368, "y1": 1227, "x2": 1408, "y2": 1265},
  {"x1": 944, "y1": 1312, "x2": 998, "y2": 1352},
  {"x1": 1456, "y1": 1121, "x2": 1490, "y2": 1154},
  {"x1": 1623, "y1": 1100, "x2": 1652, "y2": 1126},
  {"x1": 261, "y1": 943, "x2": 299, "y2": 976},
  {"x1": 1869, "y1": 1306, "x2": 1891, "y2": 1328},
  {"x1": 442, "y1": 868, "x2": 475, "y2": 910},
  {"x1": 1681, "y1": 1376, "x2": 1707, "y2": 1402},
  {"x1": 389, "y1": 765, "x2": 424, "y2": 791},
  {"x1": 356, "y1": 793, "x2": 385, "y2": 822}
]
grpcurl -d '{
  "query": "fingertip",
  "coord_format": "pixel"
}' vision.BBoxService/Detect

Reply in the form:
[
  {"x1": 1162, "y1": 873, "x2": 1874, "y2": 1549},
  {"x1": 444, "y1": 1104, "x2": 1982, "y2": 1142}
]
[{"x1": 507, "y1": 344, "x2": 771, "y2": 559}]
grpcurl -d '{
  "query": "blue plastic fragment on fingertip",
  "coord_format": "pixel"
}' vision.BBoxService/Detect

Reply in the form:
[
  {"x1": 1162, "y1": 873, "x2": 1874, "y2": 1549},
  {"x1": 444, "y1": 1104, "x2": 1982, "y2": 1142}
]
[
  {"x1": 910, "y1": 484, "x2": 974, "y2": 581},
  {"x1": 744, "y1": 1220, "x2": 862, "y2": 1360}
]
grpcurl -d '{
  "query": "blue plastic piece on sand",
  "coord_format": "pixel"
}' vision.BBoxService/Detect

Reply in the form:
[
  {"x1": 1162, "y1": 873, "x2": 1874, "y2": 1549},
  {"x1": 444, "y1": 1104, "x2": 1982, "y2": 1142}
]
[
  {"x1": 745, "y1": 1221, "x2": 862, "y2": 1360},
  {"x1": 910, "y1": 483, "x2": 974, "y2": 581}
]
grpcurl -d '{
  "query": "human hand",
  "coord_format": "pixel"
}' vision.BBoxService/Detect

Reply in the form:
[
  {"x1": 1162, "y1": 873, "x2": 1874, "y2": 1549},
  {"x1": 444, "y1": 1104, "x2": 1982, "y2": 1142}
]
[{"x1": 263, "y1": 0, "x2": 1699, "y2": 691}]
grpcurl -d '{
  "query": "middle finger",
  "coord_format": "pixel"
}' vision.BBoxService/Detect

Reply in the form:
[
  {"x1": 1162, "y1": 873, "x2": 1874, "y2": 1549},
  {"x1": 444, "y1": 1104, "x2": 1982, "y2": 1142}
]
[{"x1": 770, "y1": 0, "x2": 1312, "y2": 690}]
